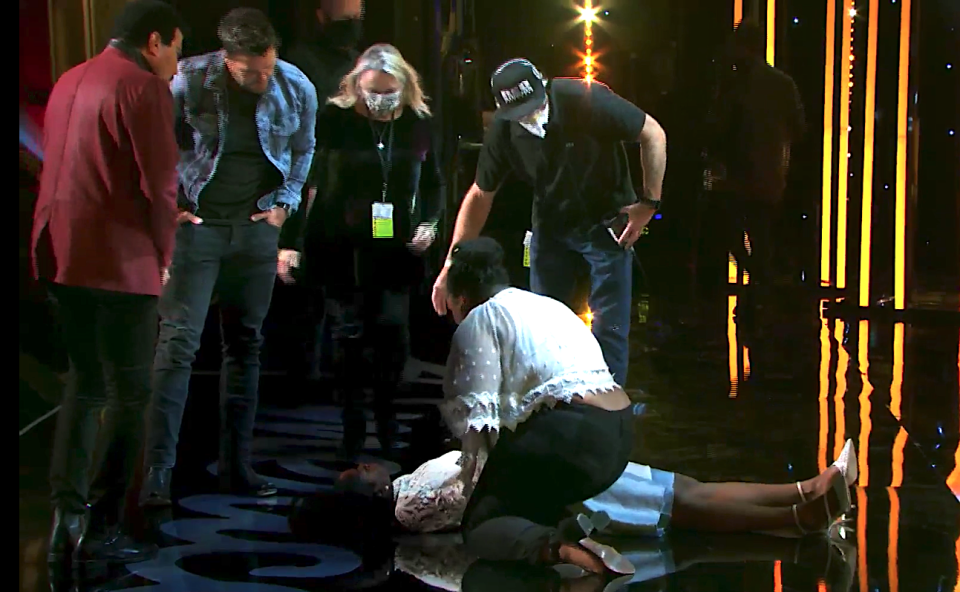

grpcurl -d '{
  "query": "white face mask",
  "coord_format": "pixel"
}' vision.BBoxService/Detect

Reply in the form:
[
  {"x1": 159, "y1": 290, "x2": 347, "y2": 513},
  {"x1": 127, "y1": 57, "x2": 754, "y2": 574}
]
[{"x1": 518, "y1": 102, "x2": 549, "y2": 138}]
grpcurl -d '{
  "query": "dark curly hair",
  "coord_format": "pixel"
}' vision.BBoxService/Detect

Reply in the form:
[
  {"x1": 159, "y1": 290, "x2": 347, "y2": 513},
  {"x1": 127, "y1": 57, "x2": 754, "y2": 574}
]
[
  {"x1": 218, "y1": 8, "x2": 279, "y2": 56},
  {"x1": 446, "y1": 237, "x2": 511, "y2": 303}
]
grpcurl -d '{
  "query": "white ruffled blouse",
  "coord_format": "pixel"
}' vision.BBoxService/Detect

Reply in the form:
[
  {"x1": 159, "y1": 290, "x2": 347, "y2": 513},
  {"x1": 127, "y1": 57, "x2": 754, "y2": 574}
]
[{"x1": 438, "y1": 288, "x2": 620, "y2": 496}]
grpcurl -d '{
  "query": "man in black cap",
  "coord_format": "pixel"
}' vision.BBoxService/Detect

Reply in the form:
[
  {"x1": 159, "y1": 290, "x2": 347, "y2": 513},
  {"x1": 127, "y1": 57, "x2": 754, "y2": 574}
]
[{"x1": 431, "y1": 59, "x2": 667, "y2": 387}]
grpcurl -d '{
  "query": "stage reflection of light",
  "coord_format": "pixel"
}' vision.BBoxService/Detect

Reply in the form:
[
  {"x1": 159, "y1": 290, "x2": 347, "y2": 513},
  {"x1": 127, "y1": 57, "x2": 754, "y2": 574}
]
[
  {"x1": 835, "y1": 319, "x2": 849, "y2": 459},
  {"x1": 859, "y1": 0, "x2": 879, "y2": 307},
  {"x1": 858, "y1": 488, "x2": 868, "y2": 592},
  {"x1": 818, "y1": 301, "x2": 831, "y2": 473},
  {"x1": 858, "y1": 320, "x2": 872, "y2": 487},
  {"x1": 821, "y1": 0, "x2": 837, "y2": 287},
  {"x1": 891, "y1": 323, "x2": 907, "y2": 487},
  {"x1": 888, "y1": 487, "x2": 900, "y2": 592},
  {"x1": 949, "y1": 332, "x2": 960, "y2": 501},
  {"x1": 773, "y1": 559, "x2": 782, "y2": 592},
  {"x1": 734, "y1": 0, "x2": 742, "y2": 27}
]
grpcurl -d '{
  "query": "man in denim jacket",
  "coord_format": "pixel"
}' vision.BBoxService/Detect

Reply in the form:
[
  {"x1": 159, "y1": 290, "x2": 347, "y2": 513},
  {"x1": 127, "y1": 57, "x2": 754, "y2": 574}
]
[{"x1": 141, "y1": 8, "x2": 318, "y2": 505}]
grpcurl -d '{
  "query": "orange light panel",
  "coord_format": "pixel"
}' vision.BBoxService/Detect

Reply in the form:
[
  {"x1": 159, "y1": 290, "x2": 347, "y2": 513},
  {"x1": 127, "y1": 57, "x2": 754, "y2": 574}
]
[
  {"x1": 734, "y1": 0, "x2": 742, "y2": 27},
  {"x1": 836, "y1": 0, "x2": 854, "y2": 290},
  {"x1": 728, "y1": 295, "x2": 738, "y2": 397},
  {"x1": 859, "y1": 0, "x2": 879, "y2": 307},
  {"x1": 888, "y1": 487, "x2": 901, "y2": 592},
  {"x1": 891, "y1": 323, "x2": 907, "y2": 487},
  {"x1": 766, "y1": 0, "x2": 776, "y2": 65},
  {"x1": 821, "y1": 0, "x2": 837, "y2": 286},
  {"x1": 894, "y1": 0, "x2": 912, "y2": 310}
]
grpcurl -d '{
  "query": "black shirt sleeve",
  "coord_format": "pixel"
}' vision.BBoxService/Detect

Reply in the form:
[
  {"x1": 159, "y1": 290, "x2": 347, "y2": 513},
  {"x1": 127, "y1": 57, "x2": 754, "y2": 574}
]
[
  {"x1": 581, "y1": 81, "x2": 647, "y2": 143},
  {"x1": 475, "y1": 121, "x2": 510, "y2": 193}
]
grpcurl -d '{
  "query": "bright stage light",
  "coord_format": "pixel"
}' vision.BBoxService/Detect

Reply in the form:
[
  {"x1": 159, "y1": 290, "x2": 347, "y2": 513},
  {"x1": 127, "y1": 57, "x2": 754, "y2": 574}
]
[{"x1": 577, "y1": 3, "x2": 600, "y2": 23}]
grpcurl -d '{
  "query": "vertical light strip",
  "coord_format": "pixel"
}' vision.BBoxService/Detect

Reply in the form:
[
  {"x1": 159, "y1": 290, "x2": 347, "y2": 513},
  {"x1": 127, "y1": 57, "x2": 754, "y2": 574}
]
[
  {"x1": 890, "y1": 322, "x2": 907, "y2": 487},
  {"x1": 766, "y1": 0, "x2": 776, "y2": 65},
  {"x1": 859, "y1": 0, "x2": 880, "y2": 307},
  {"x1": 857, "y1": 487, "x2": 868, "y2": 592},
  {"x1": 579, "y1": 1, "x2": 597, "y2": 82},
  {"x1": 729, "y1": 254, "x2": 739, "y2": 284},
  {"x1": 858, "y1": 320, "x2": 872, "y2": 487},
  {"x1": 888, "y1": 487, "x2": 901, "y2": 592},
  {"x1": 894, "y1": 0, "x2": 912, "y2": 310},
  {"x1": 728, "y1": 295, "x2": 739, "y2": 398},
  {"x1": 821, "y1": 0, "x2": 837, "y2": 286},
  {"x1": 818, "y1": 302, "x2": 832, "y2": 472},
  {"x1": 774, "y1": 560, "x2": 782, "y2": 592},
  {"x1": 836, "y1": 0, "x2": 854, "y2": 290},
  {"x1": 835, "y1": 319, "x2": 849, "y2": 458},
  {"x1": 734, "y1": 0, "x2": 743, "y2": 27}
]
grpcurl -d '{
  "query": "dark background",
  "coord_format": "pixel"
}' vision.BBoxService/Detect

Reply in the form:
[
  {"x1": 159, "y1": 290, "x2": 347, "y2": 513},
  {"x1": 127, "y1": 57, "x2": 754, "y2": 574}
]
[{"x1": 19, "y1": 0, "x2": 959, "y2": 372}]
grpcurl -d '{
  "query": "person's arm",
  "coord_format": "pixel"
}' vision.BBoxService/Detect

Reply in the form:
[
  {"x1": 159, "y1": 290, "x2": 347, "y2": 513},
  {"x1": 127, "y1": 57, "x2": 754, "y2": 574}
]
[
  {"x1": 442, "y1": 123, "x2": 508, "y2": 263},
  {"x1": 438, "y1": 309, "x2": 503, "y2": 497},
  {"x1": 587, "y1": 82, "x2": 667, "y2": 201},
  {"x1": 121, "y1": 76, "x2": 180, "y2": 270},
  {"x1": 273, "y1": 77, "x2": 319, "y2": 214}
]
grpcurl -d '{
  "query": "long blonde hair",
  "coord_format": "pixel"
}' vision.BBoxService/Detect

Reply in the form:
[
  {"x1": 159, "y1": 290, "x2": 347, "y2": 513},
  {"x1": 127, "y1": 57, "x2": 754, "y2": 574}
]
[{"x1": 328, "y1": 43, "x2": 432, "y2": 118}]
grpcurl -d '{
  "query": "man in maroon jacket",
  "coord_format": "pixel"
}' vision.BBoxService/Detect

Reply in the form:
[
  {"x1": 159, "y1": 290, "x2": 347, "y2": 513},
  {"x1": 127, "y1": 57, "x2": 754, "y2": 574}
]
[{"x1": 31, "y1": 0, "x2": 184, "y2": 568}]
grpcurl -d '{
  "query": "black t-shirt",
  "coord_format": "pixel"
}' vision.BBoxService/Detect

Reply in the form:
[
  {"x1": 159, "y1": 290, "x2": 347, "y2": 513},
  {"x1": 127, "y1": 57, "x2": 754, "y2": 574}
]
[
  {"x1": 196, "y1": 83, "x2": 283, "y2": 221},
  {"x1": 475, "y1": 78, "x2": 647, "y2": 232},
  {"x1": 301, "y1": 104, "x2": 445, "y2": 291}
]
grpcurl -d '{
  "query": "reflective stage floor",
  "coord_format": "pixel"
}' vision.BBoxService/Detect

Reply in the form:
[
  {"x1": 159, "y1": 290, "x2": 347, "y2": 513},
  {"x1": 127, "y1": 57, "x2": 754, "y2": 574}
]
[{"x1": 19, "y1": 291, "x2": 960, "y2": 592}]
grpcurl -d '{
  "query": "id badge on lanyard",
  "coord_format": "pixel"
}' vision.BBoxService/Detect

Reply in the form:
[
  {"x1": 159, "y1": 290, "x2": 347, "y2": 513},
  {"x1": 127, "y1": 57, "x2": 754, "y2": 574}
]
[{"x1": 371, "y1": 118, "x2": 396, "y2": 239}]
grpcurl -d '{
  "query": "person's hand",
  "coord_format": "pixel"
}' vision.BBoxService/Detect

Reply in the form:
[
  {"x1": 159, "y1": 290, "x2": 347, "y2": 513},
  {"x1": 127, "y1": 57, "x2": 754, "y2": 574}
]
[
  {"x1": 251, "y1": 206, "x2": 288, "y2": 228},
  {"x1": 616, "y1": 201, "x2": 657, "y2": 249},
  {"x1": 431, "y1": 267, "x2": 451, "y2": 316},
  {"x1": 277, "y1": 249, "x2": 301, "y2": 284},
  {"x1": 407, "y1": 223, "x2": 437, "y2": 254},
  {"x1": 161, "y1": 267, "x2": 170, "y2": 286},
  {"x1": 177, "y1": 211, "x2": 203, "y2": 225}
]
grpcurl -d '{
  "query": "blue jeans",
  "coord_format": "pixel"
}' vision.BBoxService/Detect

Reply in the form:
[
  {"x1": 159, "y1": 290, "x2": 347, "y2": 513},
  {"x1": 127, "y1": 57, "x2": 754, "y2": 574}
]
[
  {"x1": 145, "y1": 221, "x2": 279, "y2": 486},
  {"x1": 529, "y1": 224, "x2": 632, "y2": 386}
]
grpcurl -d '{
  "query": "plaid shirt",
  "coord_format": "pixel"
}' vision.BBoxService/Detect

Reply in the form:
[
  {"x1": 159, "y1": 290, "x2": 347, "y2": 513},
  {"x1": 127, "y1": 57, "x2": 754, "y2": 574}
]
[{"x1": 172, "y1": 51, "x2": 318, "y2": 214}]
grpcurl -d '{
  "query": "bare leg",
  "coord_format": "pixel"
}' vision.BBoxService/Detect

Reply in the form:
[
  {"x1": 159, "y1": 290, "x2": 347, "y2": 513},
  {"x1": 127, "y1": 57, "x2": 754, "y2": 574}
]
[
  {"x1": 676, "y1": 466, "x2": 841, "y2": 509},
  {"x1": 671, "y1": 471, "x2": 846, "y2": 533}
]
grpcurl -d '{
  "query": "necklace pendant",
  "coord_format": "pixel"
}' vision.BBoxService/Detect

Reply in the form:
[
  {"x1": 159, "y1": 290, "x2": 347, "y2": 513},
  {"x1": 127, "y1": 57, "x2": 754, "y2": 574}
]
[{"x1": 377, "y1": 142, "x2": 385, "y2": 150}]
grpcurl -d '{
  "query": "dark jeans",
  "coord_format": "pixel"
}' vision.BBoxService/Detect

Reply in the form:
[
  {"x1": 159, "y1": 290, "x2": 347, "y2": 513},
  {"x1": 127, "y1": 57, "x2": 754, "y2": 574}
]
[
  {"x1": 462, "y1": 404, "x2": 634, "y2": 564},
  {"x1": 325, "y1": 287, "x2": 410, "y2": 452},
  {"x1": 530, "y1": 224, "x2": 633, "y2": 386},
  {"x1": 145, "y1": 221, "x2": 279, "y2": 485},
  {"x1": 47, "y1": 284, "x2": 158, "y2": 524}
]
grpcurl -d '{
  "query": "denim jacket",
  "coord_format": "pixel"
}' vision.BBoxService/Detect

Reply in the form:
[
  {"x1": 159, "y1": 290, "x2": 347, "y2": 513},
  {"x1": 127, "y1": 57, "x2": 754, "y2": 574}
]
[{"x1": 172, "y1": 51, "x2": 318, "y2": 214}]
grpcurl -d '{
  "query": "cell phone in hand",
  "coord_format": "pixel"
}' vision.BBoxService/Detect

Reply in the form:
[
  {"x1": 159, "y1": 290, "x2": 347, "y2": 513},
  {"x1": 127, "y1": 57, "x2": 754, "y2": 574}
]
[{"x1": 605, "y1": 213, "x2": 629, "y2": 244}]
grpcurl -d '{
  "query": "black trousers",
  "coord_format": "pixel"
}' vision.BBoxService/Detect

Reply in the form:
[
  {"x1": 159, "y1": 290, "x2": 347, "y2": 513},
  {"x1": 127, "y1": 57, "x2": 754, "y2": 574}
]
[
  {"x1": 325, "y1": 287, "x2": 410, "y2": 453},
  {"x1": 724, "y1": 193, "x2": 782, "y2": 293},
  {"x1": 145, "y1": 221, "x2": 279, "y2": 486},
  {"x1": 47, "y1": 284, "x2": 158, "y2": 525},
  {"x1": 462, "y1": 403, "x2": 634, "y2": 564}
]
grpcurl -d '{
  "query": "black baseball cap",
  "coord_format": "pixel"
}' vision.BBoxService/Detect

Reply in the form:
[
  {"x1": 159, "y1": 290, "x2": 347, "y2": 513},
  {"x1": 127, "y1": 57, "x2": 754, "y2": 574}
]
[{"x1": 490, "y1": 58, "x2": 547, "y2": 121}]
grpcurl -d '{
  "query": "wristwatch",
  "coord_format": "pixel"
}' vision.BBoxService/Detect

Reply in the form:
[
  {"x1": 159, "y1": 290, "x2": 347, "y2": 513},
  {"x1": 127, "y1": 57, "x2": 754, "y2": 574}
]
[
  {"x1": 637, "y1": 193, "x2": 661, "y2": 211},
  {"x1": 276, "y1": 203, "x2": 291, "y2": 213}
]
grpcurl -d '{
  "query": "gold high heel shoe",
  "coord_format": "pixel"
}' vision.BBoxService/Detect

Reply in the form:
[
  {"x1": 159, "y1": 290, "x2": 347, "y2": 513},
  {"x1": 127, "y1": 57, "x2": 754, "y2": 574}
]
[
  {"x1": 793, "y1": 469, "x2": 852, "y2": 535},
  {"x1": 797, "y1": 439, "x2": 859, "y2": 503}
]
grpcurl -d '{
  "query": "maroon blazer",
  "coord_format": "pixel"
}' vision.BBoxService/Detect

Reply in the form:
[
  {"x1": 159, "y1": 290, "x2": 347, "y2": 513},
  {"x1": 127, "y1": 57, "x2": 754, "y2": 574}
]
[{"x1": 31, "y1": 45, "x2": 179, "y2": 297}]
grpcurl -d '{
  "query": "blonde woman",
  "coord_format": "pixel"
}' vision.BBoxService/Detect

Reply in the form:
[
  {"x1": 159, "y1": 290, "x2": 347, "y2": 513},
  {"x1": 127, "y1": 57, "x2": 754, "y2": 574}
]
[{"x1": 279, "y1": 43, "x2": 444, "y2": 458}]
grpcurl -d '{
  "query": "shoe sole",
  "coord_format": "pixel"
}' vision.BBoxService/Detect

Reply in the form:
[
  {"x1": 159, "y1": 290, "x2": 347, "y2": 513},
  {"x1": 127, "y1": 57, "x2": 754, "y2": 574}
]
[{"x1": 578, "y1": 538, "x2": 636, "y2": 576}]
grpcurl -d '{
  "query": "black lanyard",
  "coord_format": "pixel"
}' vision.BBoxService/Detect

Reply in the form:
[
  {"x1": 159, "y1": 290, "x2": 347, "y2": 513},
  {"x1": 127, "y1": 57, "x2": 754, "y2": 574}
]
[{"x1": 368, "y1": 116, "x2": 396, "y2": 202}]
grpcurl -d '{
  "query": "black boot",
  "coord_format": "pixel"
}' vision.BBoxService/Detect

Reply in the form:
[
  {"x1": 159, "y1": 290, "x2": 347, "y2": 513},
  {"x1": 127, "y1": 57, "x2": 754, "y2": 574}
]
[
  {"x1": 74, "y1": 524, "x2": 157, "y2": 564},
  {"x1": 46, "y1": 507, "x2": 86, "y2": 564},
  {"x1": 138, "y1": 467, "x2": 172, "y2": 508}
]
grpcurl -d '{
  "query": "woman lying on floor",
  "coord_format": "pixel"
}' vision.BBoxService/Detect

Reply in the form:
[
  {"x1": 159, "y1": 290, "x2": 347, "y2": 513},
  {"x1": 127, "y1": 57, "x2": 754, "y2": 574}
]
[{"x1": 289, "y1": 238, "x2": 856, "y2": 580}]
